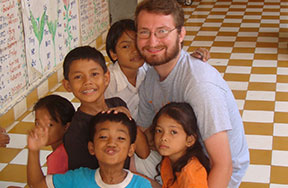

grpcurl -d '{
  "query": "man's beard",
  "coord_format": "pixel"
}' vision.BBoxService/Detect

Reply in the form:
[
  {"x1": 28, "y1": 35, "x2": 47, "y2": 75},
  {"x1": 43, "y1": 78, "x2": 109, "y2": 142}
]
[{"x1": 138, "y1": 37, "x2": 180, "y2": 67}]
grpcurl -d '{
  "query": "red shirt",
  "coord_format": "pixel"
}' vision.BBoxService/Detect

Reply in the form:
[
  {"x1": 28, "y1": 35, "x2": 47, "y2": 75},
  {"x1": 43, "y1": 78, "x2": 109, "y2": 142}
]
[
  {"x1": 47, "y1": 143, "x2": 68, "y2": 174},
  {"x1": 161, "y1": 157, "x2": 208, "y2": 188}
]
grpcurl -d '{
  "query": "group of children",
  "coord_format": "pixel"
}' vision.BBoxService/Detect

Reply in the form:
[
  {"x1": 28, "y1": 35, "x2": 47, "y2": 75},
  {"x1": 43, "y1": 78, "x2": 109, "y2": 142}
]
[{"x1": 26, "y1": 18, "x2": 210, "y2": 188}]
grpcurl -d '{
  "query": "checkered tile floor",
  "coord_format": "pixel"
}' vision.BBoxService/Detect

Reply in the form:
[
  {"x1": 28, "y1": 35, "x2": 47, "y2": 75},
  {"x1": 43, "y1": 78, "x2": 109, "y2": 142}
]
[{"x1": 1, "y1": 0, "x2": 288, "y2": 187}]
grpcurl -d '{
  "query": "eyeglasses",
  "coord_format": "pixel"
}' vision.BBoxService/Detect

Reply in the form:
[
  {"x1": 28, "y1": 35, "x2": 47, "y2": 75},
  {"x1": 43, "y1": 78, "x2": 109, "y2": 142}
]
[{"x1": 137, "y1": 27, "x2": 177, "y2": 39}]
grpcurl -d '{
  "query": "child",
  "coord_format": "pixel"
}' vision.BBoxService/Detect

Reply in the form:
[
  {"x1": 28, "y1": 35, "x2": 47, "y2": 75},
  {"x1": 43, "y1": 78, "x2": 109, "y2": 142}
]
[
  {"x1": 105, "y1": 19, "x2": 210, "y2": 120},
  {"x1": 27, "y1": 112, "x2": 152, "y2": 188},
  {"x1": 27, "y1": 94, "x2": 75, "y2": 185},
  {"x1": 61, "y1": 46, "x2": 149, "y2": 170},
  {"x1": 152, "y1": 102, "x2": 210, "y2": 188}
]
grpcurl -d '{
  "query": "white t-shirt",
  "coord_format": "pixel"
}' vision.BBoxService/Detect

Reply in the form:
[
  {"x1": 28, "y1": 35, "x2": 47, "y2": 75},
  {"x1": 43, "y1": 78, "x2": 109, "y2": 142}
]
[{"x1": 105, "y1": 62, "x2": 147, "y2": 120}]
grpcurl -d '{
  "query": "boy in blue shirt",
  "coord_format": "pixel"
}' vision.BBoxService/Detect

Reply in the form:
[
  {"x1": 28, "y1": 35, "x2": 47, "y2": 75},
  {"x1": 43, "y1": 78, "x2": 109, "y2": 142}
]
[{"x1": 27, "y1": 111, "x2": 152, "y2": 188}]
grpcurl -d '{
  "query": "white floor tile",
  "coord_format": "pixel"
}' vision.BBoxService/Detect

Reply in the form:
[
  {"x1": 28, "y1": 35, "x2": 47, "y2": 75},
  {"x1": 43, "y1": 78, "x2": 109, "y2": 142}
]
[
  {"x1": 238, "y1": 32, "x2": 258, "y2": 37},
  {"x1": 183, "y1": 36, "x2": 195, "y2": 41},
  {"x1": 259, "y1": 27, "x2": 279, "y2": 33},
  {"x1": 0, "y1": 163, "x2": 7, "y2": 172},
  {"x1": 255, "y1": 48, "x2": 278, "y2": 54},
  {"x1": 185, "y1": 26, "x2": 200, "y2": 31},
  {"x1": 257, "y1": 37, "x2": 279, "y2": 43},
  {"x1": 246, "y1": 8, "x2": 263, "y2": 12},
  {"x1": 274, "y1": 123, "x2": 288, "y2": 137},
  {"x1": 190, "y1": 41, "x2": 213, "y2": 47},
  {"x1": 276, "y1": 83, "x2": 288, "y2": 92},
  {"x1": 197, "y1": 31, "x2": 218, "y2": 36},
  {"x1": 272, "y1": 150, "x2": 288, "y2": 167},
  {"x1": 202, "y1": 23, "x2": 222, "y2": 27},
  {"x1": 210, "y1": 47, "x2": 233, "y2": 53},
  {"x1": 243, "y1": 15, "x2": 261, "y2": 19},
  {"x1": 242, "y1": 164, "x2": 271, "y2": 183},
  {"x1": 52, "y1": 91, "x2": 75, "y2": 101},
  {"x1": 219, "y1": 27, "x2": 239, "y2": 32},
  {"x1": 223, "y1": 19, "x2": 243, "y2": 23},
  {"x1": 226, "y1": 66, "x2": 251, "y2": 74},
  {"x1": 270, "y1": 184, "x2": 288, "y2": 188},
  {"x1": 236, "y1": 99, "x2": 245, "y2": 110},
  {"x1": 234, "y1": 42, "x2": 256, "y2": 48},
  {"x1": 230, "y1": 53, "x2": 254, "y2": 60},
  {"x1": 208, "y1": 59, "x2": 229, "y2": 66},
  {"x1": 249, "y1": 74, "x2": 276, "y2": 83},
  {"x1": 240, "y1": 23, "x2": 260, "y2": 28},
  {"x1": 6, "y1": 134, "x2": 27, "y2": 149},
  {"x1": 227, "y1": 12, "x2": 245, "y2": 16},
  {"x1": 227, "y1": 81, "x2": 248, "y2": 90},
  {"x1": 278, "y1": 54, "x2": 288, "y2": 61},
  {"x1": 207, "y1": 15, "x2": 226, "y2": 19},
  {"x1": 215, "y1": 36, "x2": 236, "y2": 42},
  {"x1": 186, "y1": 18, "x2": 206, "y2": 23},
  {"x1": 10, "y1": 149, "x2": 51, "y2": 166},
  {"x1": 211, "y1": 8, "x2": 229, "y2": 12},
  {"x1": 261, "y1": 19, "x2": 280, "y2": 24},
  {"x1": 246, "y1": 91, "x2": 275, "y2": 101},
  {"x1": 22, "y1": 111, "x2": 35, "y2": 122},
  {"x1": 277, "y1": 67, "x2": 288, "y2": 75},
  {"x1": 275, "y1": 102, "x2": 288, "y2": 112},
  {"x1": 246, "y1": 135, "x2": 273, "y2": 150},
  {"x1": 252, "y1": 60, "x2": 277, "y2": 67},
  {"x1": 0, "y1": 181, "x2": 26, "y2": 188},
  {"x1": 192, "y1": 11, "x2": 210, "y2": 15},
  {"x1": 242, "y1": 110, "x2": 274, "y2": 123}
]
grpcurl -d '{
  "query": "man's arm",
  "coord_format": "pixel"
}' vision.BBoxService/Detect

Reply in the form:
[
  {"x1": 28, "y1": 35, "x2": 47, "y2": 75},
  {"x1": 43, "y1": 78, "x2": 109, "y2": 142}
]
[{"x1": 204, "y1": 131, "x2": 232, "y2": 188}]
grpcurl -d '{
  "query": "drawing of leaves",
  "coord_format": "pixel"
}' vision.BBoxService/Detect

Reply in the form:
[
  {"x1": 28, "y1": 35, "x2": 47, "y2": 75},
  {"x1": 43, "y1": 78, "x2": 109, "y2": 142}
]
[
  {"x1": 30, "y1": 10, "x2": 46, "y2": 45},
  {"x1": 29, "y1": 10, "x2": 46, "y2": 72},
  {"x1": 47, "y1": 19, "x2": 58, "y2": 66}
]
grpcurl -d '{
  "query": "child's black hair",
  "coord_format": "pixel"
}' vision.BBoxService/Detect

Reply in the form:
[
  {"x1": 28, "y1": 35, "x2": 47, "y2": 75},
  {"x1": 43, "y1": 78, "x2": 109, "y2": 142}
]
[
  {"x1": 33, "y1": 94, "x2": 75, "y2": 126},
  {"x1": 89, "y1": 111, "x2": 137, "y2": 144},
  {"x1": 106, "y1": 19, "x2": 136, "y2": 63},
  {"x1": 63, "y1": 46, "x2": 107, "y2": 80},
  {"x1": 152, "y1": 102, "x2": 210, "y2": 182}
]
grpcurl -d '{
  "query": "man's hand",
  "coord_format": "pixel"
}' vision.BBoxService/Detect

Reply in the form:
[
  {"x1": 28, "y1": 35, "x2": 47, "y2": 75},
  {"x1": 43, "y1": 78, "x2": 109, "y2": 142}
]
[{"x1": 0, "y1": 127, "x2": 10, "y2": 147}]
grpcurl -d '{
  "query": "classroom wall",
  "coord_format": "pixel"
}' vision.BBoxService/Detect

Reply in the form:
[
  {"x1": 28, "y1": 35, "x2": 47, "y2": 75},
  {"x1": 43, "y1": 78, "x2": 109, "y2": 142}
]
[{"x1": 0, "y1": 0, "x2": 110, "y2": 128}]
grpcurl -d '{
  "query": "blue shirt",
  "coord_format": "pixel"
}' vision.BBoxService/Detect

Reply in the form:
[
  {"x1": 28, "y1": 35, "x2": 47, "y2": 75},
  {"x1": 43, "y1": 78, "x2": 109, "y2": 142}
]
[{"x1": 46, "y1": 167, "x2": 152, "y2": 188}]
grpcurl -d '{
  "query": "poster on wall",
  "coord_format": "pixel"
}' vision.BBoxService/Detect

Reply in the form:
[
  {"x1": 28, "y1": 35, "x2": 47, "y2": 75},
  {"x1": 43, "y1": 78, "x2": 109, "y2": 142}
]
[
  {"x1": 0, "y1": 0, "x2": 28, "y2": 108},
  {"x1": 78, "y1": 0, "x2": 109, "y2": 45},
  {"x1": 21, "y1": 0, "x2": 80, "y2": 82}
]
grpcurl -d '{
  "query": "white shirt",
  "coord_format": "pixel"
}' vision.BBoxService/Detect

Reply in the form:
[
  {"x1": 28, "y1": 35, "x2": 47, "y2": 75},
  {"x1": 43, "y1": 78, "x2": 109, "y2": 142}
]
[{"x1": 105, "y1": 62, "x2": 147, "y2": 120}]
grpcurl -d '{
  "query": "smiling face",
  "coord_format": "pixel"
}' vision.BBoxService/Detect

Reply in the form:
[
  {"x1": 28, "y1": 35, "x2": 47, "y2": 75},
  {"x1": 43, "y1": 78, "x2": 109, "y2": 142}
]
[
  {"x1": 35, "y1": 108, "x2": 68, "y2": 150},
  {"x1": 110, "y1": 30, "x2": 144, "y2": 71},
  {"x1": 154, "y1": 114, "x2": 194, "y2": 163},
  {"x1": 88, "y1": 120, "x2": 135, "y2": 167},
  {"x1": 136, "y1": 10, "x2": 185, "y2": 66},
  {"x1": 63, "y1": 59, "x2": 110, "y2": 107}
]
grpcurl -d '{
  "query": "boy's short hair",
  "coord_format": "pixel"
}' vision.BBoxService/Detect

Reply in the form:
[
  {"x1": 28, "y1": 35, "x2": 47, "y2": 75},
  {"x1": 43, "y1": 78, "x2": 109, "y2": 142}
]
[
  {"x1": 63, "y1": 46, "x2": 107, "y2": 80},
  {"x1": 106, "y1": 19, "x2": 136, "y2": 63},
  {"x1": 135, "y1": 0, "x2": 184, "y2": 33},
  {"x1": 33, "y1": 94, "x2": 75, "y2": 126},
  {"x1": 89, "y1": 111, "x2": 137, "y2": 144}
]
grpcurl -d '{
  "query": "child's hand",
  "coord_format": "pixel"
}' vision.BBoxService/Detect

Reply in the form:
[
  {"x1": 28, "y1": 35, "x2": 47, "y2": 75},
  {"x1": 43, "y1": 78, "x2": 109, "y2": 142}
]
[
  {"x1": 191, "y1": 48, "x2": 210, "y2": 62},
  {"x1": 102, "y1": 106, "x2": 132, "y2": 120},
  {"x1": 0, "y1": 127, "x2": 10, "y2": 147},
  {"x1": 27, "y1": 126, "x2": 48, "y2": 151}
]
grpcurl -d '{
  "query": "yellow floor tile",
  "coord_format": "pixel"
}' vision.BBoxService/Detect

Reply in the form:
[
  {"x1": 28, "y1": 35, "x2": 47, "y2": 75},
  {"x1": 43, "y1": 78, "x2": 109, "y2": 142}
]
[
  {"x1": 244, "y1": 122, "x2": 273, "y2": 136},
  {"x1": 249, "y1": 149, "x2": 272, "y2": 165}
]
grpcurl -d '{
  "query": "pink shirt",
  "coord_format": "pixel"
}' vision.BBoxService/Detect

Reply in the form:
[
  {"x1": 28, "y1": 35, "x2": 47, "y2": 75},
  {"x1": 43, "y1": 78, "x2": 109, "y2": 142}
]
[{"x1": 47, "y1": 143, "x2": 68, "y2": 174}]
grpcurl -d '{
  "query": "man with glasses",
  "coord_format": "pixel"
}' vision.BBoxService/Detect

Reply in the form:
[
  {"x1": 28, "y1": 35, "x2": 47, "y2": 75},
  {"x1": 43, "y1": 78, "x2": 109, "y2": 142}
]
[{"x1": 134, "y1": 0, "x2": 249, "y2": 188}]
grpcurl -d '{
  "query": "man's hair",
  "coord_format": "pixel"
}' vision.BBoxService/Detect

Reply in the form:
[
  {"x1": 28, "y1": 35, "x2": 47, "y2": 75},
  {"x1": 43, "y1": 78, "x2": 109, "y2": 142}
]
[
  {"x1": 106, "y1": 19, "x2": 136, "y2": 63},
  {"x1": 63, "y1": 46, "x2": 107, "y2": 80},
  {"x1": 135, "y1": 0, "x2": 184, "y2": 33},
  {"x1": 89, "y1": 111, "x2": 137, "y2": 144},
  {"x1": 33, "y1": 94, "x2": 75, "y2": 126}
]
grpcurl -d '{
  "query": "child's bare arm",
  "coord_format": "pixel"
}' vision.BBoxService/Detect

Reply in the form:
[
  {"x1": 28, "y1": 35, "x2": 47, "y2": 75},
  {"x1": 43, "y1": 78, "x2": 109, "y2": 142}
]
[
  {"x1": 27, "y1": 127, "x2": 48, "y2": 188},
  {"x1": 135, "y1": 126, "x2": 150, "y2": 159}
]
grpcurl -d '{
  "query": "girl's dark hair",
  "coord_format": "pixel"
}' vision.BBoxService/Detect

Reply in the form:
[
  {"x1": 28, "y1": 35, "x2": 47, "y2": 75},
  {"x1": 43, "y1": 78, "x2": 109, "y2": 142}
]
[
  {"x1": 89, "y1": 111, "x2": 137, "y2": 144},
  {"x1": 33, "y1": 94, "x2": 75, "y2": 126},
  {"x1": 63, "y1": 46, "x2": 107, "y2": 80},
  {"x1": 106, "y1": 19, "x2": 136, "y2": 63},
  {"x1": 152, "y1": 102, "x2": 210, "y2": 182}
]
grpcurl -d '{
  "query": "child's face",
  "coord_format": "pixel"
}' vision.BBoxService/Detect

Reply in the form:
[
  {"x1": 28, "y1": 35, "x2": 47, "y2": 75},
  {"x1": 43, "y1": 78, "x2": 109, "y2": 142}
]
[
  {"x1": 88, "y1": 120, "x2": 135, "y2": 167},
  {"x1": 154, "y1": 114, "x2": 194, "y2": 163},
  {"x1": 63, "y1": 59, "x2": 109, "y2": 105},
  {"x1": 35, "y1": 108, "x2": 68, "y2": 150},
  {"x1": 110, "y1": 30, "x2": 144, "y2": 71}
]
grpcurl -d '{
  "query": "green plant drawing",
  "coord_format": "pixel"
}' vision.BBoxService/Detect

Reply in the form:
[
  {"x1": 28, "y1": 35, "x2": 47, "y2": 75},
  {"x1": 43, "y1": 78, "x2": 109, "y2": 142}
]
[
  {"x1": 30, "y1": 10, "x2": 46, "y2": 72},
  {"x1": 63, "y1": 1, "x2": 72, "y2": 50},
  {"x1": 47, "y1": 18, "x2": 57, "y2": 67}
]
